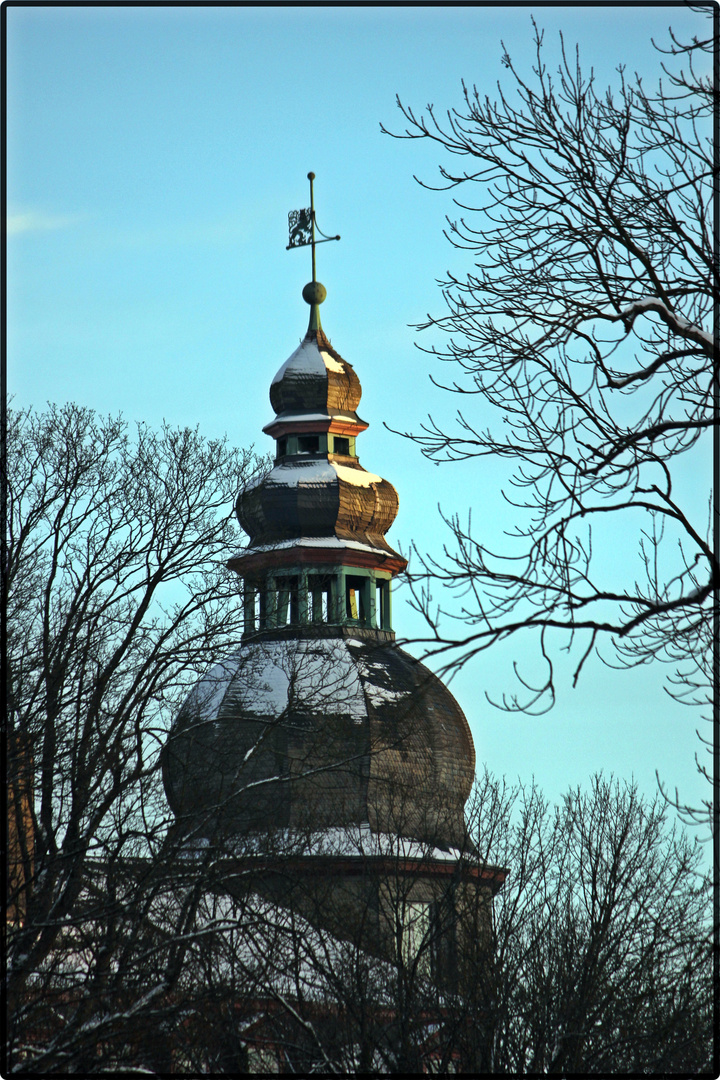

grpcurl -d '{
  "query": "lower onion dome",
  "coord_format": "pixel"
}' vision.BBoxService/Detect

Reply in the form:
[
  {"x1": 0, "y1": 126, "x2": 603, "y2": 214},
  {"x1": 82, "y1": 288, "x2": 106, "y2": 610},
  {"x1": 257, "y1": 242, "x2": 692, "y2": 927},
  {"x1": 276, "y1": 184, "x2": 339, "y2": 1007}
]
[
  {"x1": 162, "y1": 636, "x2": 476, "y2": 853},
  {"x1": 237, "y1": 460, "x2": 400, "y2": 553}
]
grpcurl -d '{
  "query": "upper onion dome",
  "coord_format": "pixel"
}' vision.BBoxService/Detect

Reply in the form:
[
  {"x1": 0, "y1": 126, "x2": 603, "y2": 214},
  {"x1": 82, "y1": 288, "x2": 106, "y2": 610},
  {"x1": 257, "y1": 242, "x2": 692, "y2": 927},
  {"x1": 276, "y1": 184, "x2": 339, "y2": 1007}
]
[
  {"x1": 269, "y1": 330, "x2": 362, "y2": 418},
  {"x1": 236, "y1": 287, "x2": 402, "y2": 556}
]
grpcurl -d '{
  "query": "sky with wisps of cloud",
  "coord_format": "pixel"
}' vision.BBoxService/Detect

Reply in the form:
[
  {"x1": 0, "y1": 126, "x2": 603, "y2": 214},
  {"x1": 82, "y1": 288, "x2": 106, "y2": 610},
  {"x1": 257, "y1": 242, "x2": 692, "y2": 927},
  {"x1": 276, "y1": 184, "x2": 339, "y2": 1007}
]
[
  {"x1": 6, "y1": 209, "x2": 85, "y2": 235},
  {"x1": 6, "y1": 2, "x2": 712, "y2": 828}
]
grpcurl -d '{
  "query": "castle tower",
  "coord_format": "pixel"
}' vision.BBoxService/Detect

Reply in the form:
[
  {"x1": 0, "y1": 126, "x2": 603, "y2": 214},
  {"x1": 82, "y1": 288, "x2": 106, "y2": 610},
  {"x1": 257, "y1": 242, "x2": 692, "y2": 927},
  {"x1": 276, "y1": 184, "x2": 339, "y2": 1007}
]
[{"x1": 162, "y1": 176, "x2": 505, "y2": 973}]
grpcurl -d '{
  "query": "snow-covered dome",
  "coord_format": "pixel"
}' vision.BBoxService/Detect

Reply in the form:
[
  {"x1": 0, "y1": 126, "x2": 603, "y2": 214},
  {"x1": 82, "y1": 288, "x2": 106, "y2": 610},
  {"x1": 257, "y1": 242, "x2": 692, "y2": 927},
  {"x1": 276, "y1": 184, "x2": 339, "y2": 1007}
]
[
  {"x1": 269, "y1": 331, "x2": 362, "y2": 418},
  {"x1": 162, "y1": 636, "x2": 475, "y2": 853},
  {"x1": 237, "y1": 458, "x2": 400, "y2": 552},
  {"x1": 237, "y1": 313, "x2": 400, "y2": 553}
]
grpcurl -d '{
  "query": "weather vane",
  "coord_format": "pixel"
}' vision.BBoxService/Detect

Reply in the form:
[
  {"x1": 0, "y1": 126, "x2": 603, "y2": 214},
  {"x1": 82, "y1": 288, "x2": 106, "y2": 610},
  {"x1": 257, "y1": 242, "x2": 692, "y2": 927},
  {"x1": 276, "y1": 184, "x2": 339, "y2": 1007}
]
[{"x1": 287, "y1": 172, "x2": 340, "y2": 284}]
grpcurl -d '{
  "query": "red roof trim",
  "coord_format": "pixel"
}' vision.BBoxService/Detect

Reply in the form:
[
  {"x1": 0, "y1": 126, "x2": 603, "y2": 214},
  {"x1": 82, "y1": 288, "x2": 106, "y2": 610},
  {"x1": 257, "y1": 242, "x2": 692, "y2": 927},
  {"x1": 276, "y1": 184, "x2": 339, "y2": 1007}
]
[
  {"x1": 228, "y1": 546, "x2": 408, "y2": 577},
  {"x1": 225, "y1": 854, "x2": 509, "y2": 894},
  {"x1": 264, "y1": 418, "x2": 370, "y2": 438}
]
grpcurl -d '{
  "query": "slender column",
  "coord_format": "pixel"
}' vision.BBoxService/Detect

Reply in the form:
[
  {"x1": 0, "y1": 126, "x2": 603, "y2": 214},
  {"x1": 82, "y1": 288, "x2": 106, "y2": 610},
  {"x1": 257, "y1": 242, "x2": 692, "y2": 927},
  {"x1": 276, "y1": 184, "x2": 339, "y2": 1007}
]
[
  {"x1": 265, "y1": 575, "x2": 277, "y2": 629},
  {"x1": 243, "y1": 583, "x2": 256, "y2": 634},
  {"x1": 277, "y1": 581, "x2": 290, "y2": 626},
  {"x1": 331, "y1": 570, "x2": 344, "y2": 624},
  {"x1": 311, "y1": 584, "x2": 324, "y2": 623},
  {"x1": 368, "y1": 573, "x2": 377, "y2": 629},
  {"x1": 298, "y1": 569, "x2": 309, "y2": 624}
]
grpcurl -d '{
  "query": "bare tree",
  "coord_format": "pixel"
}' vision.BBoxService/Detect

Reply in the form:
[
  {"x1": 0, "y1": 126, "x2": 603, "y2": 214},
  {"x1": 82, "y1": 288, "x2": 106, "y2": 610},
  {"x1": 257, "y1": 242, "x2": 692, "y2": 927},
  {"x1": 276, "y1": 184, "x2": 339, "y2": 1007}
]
[
  {"x1": 6, "y1": 406, "x2": 711, "y2": 1074},
  {"x1": 457, "y1": 771, "x2": 713, "y2": 1074},
  {"x1": 383, "y1": 20, "x2": 717, "y2": 823},
  {"x1": 4, "y1": 404, "x2": 463, "y2": 1074},
  {"x1": 148, "y1": 774, "x2": 712, "y2": 1075},
  {"x1": 4, "y1": 402, "x2": 268, "y2": 1072}
]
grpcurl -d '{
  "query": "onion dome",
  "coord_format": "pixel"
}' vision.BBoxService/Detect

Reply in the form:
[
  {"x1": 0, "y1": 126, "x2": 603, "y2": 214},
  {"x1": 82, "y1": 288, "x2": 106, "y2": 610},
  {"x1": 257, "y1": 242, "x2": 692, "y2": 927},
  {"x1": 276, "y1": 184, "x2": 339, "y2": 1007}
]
[
  {"x1": 162, "y1": 637, "x2": 476, "y2": 853},
  {"x1": 237, "y1": 459, "x2": 400, "y2": 553},
  {"x1": 233, "y1": 281, "x2": 405, "y2": 566},
  {"x1": 268, "y1": 331, "x2": 362, "y2": 419}
]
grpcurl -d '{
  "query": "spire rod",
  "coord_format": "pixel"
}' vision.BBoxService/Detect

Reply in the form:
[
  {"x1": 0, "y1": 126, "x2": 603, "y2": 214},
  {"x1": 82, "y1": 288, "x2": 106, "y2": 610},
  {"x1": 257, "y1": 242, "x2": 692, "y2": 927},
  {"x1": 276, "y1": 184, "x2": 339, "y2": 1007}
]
[
  {"x1": 286, "y1": 172, "x2": 341, "y2": 337},
  {"x1": 309, "y1": 171, "x2": 317, "y2": 284}
]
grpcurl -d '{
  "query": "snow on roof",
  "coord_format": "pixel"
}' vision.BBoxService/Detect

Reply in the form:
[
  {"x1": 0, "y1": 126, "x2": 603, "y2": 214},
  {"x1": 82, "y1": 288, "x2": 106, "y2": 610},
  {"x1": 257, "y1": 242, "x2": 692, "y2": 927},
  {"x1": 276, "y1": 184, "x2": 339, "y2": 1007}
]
[
  {"x1": 321, "y1": 351, "x2": 346, "y2": 374},
  {"x1": 271, "y1": 339, "x2": 327, "y2": 384},
  {"x1": 186, "y1": 637, "x2": 421, "y2": 728},
  {"x1": 182, "y1": 656, "x2": 243, "y2": 723},
  {"x1": 185, "y1": 628, "x2": 445, "y2": 745},
  {"x1": 183, "y1": 823, "x2": 464, "y2": 865},
  {"x1": 270, "y1": 339, "x2": 348, "y2": 384},
  {"x1": 236, "y1": 536, "x2": 395, "y2": 561},
  {"x1": 332, "y1": 463, "x2": 382, "y2": 486},
  {"x1": 188, "y1": 891, "x2": 401, "y2": 1004},
  {"x1": 32, "y1": 879, "x2": 402, "y2": 1009},
  {"x1": 219, "y1": 638, "x2": 368, "y2": 721},
  {"x1": 362, "y1": 682, "x2": 412, "y2": 707},
  {"x1": 348, "y1": 649, "x2": 413, "y2": 707},
  {"x1": 300, "y1": 825, "x2": 465, "y2": 863},
  {"x1": 262, "y1": 409, "x2": 361, "y2": 431},
  {"x1": 263, "y1": 461, "x2": 337, "y2": 486},
  {"x1": 251, "y1": 461, "x2": 382, "y2": 490}
]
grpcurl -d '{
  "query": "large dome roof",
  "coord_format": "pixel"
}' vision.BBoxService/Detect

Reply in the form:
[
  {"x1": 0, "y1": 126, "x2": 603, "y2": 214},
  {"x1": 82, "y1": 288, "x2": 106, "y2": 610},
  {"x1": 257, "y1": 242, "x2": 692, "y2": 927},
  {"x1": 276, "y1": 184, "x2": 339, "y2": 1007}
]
[{"x1": 162, "y1": 635, "x2": 475, "y2": 853}]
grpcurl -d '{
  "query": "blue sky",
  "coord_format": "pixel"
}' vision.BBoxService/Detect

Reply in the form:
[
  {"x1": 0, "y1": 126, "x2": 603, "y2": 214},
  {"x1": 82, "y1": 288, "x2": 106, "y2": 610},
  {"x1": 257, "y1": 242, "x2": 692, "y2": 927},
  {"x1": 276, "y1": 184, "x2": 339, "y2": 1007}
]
[{"x1": 6, "y1": 3, "x2": 712, "y2": 826}]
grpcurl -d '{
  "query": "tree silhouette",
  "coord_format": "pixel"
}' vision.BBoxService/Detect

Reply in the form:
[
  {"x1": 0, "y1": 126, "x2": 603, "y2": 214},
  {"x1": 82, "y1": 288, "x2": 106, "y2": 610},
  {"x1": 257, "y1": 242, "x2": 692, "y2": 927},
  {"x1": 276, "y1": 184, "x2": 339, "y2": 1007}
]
[
  {"x1": 5, "y1": 402, "x2": 268, "y2": 1072},
  {"x1": 383, "y1": 20, "x2": 716, "y2": 826}
]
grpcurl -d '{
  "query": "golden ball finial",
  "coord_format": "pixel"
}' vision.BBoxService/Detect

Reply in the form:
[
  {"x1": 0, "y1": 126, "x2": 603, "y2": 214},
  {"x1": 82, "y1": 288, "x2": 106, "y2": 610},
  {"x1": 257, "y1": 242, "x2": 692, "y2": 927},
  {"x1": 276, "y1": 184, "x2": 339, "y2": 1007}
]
[{"x1": 302, "y1": 280, "x2": 326, "y2": 305}]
